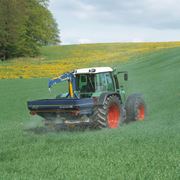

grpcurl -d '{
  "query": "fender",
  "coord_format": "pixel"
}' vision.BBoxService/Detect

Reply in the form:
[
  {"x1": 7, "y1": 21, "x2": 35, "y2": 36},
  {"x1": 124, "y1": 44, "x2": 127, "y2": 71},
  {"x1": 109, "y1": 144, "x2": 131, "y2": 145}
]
[{"x1": 98, "y1": 92, "x2": 122, "y2": 105}]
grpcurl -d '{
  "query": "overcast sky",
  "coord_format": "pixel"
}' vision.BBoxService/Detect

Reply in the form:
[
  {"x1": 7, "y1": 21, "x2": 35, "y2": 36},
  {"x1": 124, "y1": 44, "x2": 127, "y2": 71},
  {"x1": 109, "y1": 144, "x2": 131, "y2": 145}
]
[{"x1": 49, "y1": 0, "x2": 180, "y2": 44}]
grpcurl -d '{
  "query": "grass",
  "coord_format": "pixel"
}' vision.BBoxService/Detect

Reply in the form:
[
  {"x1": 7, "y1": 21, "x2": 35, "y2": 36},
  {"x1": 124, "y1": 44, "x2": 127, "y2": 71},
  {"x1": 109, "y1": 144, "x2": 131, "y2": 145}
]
[{"x1": 0, "y1": 43, "x2": 180, "y2": 179}]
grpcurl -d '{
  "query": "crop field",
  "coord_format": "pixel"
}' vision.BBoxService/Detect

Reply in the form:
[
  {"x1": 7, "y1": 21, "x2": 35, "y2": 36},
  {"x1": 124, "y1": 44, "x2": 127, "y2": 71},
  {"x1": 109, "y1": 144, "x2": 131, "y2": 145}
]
[
  {"x1": 0, "y1": 42, "x2": 180, "y2": 79},
  {"x1": 0, "y1": 42, "x2": 180, "y2": 179}
]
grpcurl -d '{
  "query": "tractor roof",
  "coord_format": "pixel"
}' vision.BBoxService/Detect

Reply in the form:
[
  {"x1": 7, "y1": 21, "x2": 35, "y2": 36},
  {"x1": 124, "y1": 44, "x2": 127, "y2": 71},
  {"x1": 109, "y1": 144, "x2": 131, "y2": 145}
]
[{"x1": 73, "y1": 67, "x2": 113, "y2": 74}]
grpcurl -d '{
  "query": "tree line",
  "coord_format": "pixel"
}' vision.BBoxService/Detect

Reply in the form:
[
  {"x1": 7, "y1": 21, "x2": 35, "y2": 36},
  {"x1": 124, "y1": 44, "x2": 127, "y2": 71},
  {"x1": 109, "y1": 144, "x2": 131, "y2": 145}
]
[{"x1": 0, "y1": 0, "x2": 60, "y2": 60}]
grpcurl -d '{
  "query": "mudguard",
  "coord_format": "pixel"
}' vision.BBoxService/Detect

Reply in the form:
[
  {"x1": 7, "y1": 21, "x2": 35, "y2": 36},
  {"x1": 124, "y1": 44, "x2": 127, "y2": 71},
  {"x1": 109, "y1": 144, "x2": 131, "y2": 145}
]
[{"x1": 98, "y1": 92, "x2": 122, "y2": 105}]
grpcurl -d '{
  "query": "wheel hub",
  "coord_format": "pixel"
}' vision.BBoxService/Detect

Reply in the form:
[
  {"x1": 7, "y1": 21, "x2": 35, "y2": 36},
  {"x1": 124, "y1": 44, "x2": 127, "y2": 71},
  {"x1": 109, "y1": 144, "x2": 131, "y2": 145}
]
[{"x1": 107, "y1": 104, "x2": 120, "y2": 128}]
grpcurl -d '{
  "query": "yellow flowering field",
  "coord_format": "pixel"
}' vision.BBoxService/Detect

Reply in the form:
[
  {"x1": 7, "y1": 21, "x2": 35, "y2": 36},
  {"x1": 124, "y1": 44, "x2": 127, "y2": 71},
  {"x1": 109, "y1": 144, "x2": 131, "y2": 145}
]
[{"x1": 0, "y1": 42, "x2": 180, "y2": 79}]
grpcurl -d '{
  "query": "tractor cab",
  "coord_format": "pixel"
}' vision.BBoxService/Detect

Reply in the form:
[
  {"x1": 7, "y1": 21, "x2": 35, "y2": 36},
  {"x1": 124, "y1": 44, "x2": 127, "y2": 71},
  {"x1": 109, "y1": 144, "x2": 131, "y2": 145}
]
[{"x1": 74, "y1": 67, "x2": 115, "y2": 98}]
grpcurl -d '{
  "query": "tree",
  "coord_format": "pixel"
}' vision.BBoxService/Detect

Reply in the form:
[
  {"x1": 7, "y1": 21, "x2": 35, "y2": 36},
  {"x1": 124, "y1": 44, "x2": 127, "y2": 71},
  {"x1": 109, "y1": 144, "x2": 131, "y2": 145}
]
[
  {"x1": 0, "y1": 0, "x2": 26, "y2": 59},
  {"x1": 0, "y1": 0, "x2": 60, "y2": 60}
]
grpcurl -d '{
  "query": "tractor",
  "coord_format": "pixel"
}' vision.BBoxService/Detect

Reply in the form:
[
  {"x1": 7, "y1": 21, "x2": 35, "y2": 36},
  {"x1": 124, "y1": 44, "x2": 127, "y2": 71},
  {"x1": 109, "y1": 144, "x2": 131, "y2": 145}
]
[{"x1": 27, "y1": 67, "x2": 146, "y2": 129}]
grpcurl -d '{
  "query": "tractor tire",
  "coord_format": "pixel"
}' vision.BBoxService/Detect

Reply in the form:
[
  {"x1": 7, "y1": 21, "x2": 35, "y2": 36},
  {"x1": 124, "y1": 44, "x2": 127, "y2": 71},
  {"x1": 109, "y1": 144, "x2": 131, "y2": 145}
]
[
  {"x1": 125, "y1": 94, "x2": 146, "y2": 123},
  {"x1": 92, "y1": 95, "x2": 121, "y2": 129}
]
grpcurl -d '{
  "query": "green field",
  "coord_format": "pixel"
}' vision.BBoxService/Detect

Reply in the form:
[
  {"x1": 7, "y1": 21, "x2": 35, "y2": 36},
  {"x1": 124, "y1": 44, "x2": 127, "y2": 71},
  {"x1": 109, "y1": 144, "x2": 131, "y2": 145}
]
[{"x1": 0, "y1": 44, "x2": 180, "y2": 179}]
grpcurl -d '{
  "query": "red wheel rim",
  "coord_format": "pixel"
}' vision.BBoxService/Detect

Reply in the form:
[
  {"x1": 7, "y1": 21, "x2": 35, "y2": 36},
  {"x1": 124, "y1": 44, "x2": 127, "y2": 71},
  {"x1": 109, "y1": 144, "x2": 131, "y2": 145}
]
[
  {"x1": 137, "y1": 105, "x2": 145, "y2": 121},
  {"x1": 107, "y1": 104, "x2": 120, "y2": 128}
]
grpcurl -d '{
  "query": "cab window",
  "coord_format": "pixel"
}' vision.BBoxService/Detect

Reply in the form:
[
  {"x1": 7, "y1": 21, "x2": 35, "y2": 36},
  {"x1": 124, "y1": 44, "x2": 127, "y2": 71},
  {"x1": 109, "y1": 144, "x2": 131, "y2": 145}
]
[
  {"x1": 95, "y1": 72, "x2": 115, "y2": 91},
  {"x1": 76, "y1": 74, "x2": 95, "y2": 93},
  {"x1": 105, "y1": 73, "x2": 115, "y2": 91}
]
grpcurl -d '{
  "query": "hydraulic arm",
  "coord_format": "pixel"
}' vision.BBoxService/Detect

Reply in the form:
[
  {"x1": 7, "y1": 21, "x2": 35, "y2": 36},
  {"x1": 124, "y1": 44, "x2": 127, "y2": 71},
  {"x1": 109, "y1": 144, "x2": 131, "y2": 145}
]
[{"x1": 48, "y1": 72, "x2": 76, "y2": 98}]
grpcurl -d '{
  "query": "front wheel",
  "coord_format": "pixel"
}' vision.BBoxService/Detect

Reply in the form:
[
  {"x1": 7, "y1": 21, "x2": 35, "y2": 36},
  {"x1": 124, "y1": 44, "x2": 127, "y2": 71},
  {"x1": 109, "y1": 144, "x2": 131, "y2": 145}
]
[{"x1": 125, "y1": 94, "x2": 146, "y2": 123}]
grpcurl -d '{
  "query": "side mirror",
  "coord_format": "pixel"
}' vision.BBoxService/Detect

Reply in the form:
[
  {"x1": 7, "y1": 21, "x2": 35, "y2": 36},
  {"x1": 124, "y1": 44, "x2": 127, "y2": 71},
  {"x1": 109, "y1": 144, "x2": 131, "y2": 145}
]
[
  {"x1": 124, "y1": 73, "x2": 128, "y2": 81},
  {"x1": 117, "y1": 71, "x2": 128, "y2": 81}
]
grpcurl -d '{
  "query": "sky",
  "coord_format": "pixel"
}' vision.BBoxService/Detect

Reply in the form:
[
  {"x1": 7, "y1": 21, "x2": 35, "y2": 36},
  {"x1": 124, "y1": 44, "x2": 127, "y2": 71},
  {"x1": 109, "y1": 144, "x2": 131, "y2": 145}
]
[{"x1": 49, "y1": 0, "x2": 180, "y2": 44}]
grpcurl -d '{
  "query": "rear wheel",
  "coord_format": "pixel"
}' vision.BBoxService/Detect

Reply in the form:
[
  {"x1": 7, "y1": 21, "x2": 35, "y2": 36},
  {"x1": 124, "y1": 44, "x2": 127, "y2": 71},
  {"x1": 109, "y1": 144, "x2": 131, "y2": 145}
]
[
  {"x1": 125, "y1": 94, "x2": 146, "y2": 122},
  {"x1": 92, "y1": 95, "x2": 121, "y2": 128}
]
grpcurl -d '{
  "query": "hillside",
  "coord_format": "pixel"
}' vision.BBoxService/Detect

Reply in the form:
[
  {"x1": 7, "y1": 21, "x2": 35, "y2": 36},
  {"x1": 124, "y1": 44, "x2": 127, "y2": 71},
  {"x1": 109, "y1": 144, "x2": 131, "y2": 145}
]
[
  {"x1": 0, "y1": 43, "x2": 180, "y2": 179},
  {"x1": 0, "y1": 42, "x2": 180, "y2": 79}
]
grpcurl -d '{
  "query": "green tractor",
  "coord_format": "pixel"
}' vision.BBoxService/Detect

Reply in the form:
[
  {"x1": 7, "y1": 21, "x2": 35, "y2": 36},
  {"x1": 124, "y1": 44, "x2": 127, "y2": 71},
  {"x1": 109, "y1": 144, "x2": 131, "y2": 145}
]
[{"x1": 27, "y1": 67, "x2": 146, "y2": 129}]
